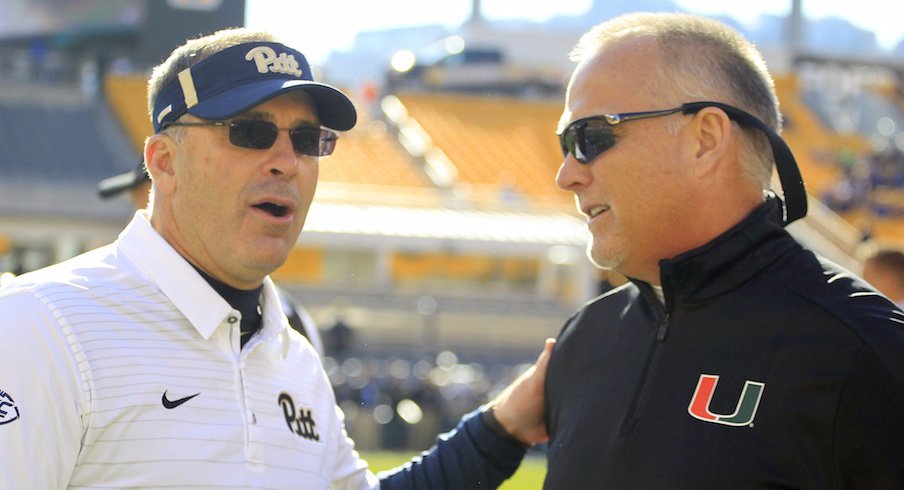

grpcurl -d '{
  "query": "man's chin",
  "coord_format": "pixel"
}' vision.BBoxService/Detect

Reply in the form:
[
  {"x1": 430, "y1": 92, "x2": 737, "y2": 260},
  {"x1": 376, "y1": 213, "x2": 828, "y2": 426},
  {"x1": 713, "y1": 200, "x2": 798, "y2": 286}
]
[
  {"x1": 588, "y1": 245, "x2": 625, "y2": 272},
  {"x1": 243, "y1": 245, "x2": 292, "y2": 275}
]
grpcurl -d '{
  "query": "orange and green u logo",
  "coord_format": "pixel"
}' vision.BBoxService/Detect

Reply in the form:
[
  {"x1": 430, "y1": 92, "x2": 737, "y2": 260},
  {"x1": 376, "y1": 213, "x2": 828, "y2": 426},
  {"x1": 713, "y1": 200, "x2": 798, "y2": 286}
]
[{"x1": 688, "y1": 374, "x2": 765, "y2": 427}]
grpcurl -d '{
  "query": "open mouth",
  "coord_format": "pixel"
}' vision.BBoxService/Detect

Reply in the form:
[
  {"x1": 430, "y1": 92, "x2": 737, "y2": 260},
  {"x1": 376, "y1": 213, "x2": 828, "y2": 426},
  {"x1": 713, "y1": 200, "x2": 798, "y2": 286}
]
[
  {"x1": 587, "y1": 205, "x2": 610, "y2": 219},
  {"x1": 253, "y1": 202, "x2": 290, "y2": 218}
]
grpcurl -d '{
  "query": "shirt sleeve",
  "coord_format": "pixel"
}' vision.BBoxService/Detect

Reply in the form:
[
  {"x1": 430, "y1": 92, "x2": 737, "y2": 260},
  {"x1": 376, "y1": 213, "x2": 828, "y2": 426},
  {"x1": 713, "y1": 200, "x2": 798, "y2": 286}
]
[
  {"x1": 326, "y1": 404, "x2": 382, "y2": 490},
  {"x1": 0, "y1": 289, "x2": 86, "y2": 489},
  {"x1": 377, "y1": 408, "x2": 527, "y2": 489}
]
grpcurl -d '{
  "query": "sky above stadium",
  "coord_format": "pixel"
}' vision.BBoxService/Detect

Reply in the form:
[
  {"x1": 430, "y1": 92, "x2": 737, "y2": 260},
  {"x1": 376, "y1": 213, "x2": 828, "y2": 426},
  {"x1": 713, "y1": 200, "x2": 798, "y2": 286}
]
[{"x1": 245, "y1": 0, "x2": 903, "y2": 64}]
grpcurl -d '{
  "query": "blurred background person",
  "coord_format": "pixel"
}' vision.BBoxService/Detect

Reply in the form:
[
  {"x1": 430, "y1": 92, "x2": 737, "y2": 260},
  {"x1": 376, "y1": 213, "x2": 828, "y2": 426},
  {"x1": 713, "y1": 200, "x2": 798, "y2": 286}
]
[{"x1": 861, "y1": 244, "x2": 904, "y2": 308}]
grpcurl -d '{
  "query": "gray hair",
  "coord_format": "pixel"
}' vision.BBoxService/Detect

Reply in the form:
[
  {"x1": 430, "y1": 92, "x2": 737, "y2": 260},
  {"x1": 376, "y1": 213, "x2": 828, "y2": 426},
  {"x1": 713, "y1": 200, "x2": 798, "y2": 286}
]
[{"x1": 571, "y1": 13, "x2": 780, "y2": 188}]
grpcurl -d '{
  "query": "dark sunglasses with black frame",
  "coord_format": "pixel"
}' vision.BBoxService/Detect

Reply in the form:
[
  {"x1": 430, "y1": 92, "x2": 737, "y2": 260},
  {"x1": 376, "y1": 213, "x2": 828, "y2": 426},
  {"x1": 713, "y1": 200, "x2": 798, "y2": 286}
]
[
  {"x1": 557, "y1": 100, "x2": 808, "y2": 225},
  {"x1": 162, "y1": 119, "x2": 339, "y2": 157}
]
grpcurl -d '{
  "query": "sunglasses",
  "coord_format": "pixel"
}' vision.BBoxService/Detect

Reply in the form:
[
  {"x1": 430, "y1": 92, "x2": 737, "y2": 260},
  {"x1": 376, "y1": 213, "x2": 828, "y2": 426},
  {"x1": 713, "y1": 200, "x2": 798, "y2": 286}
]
[
  {"x1": 557, "y1": 100, "x2": 808, "y2": 225},
  {"x1": 163, "y1": 119, "x2": 338, "y2": 157},
  {"x1": 558, "y1": 101, "x2": 778, "y2": 164}
]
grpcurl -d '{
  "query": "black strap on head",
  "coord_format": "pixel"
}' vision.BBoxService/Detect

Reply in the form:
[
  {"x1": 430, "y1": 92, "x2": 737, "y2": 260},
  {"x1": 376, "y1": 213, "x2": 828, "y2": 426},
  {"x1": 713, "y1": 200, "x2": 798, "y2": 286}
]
[{"x1": 681, "y1": 101, "x2": 807, "y2": 225}]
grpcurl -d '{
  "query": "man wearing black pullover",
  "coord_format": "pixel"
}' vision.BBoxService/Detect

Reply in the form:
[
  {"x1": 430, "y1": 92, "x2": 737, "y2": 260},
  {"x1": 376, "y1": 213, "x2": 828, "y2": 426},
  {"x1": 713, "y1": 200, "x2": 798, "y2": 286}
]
[{"x1": 547, "y1": 12, "x2": 904, "y2": 488}]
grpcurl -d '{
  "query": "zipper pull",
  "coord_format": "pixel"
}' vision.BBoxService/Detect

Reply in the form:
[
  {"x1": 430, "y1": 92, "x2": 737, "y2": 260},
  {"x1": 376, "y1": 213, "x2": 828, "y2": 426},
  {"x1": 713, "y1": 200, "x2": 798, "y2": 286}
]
[{"x1": 656, "y1": 313, "x2": 671, "y2": 341}]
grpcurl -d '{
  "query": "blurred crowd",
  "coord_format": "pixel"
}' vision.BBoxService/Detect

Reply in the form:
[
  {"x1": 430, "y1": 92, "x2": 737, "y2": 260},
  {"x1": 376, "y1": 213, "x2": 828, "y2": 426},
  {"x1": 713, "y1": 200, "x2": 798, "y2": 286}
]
[
  {"x1": 822, "y1": 148, "x2": 904, "y2": 218},
  {"x1": 322, "y1": 337, "x2": 534, "y2": 452}
]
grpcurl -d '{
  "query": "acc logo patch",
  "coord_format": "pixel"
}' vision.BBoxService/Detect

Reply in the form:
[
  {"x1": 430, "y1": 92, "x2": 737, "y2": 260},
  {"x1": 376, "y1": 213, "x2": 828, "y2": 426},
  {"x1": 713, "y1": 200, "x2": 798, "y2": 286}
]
[{"x1": 0, "y1": 389, "x2": 20, "y2": 425}]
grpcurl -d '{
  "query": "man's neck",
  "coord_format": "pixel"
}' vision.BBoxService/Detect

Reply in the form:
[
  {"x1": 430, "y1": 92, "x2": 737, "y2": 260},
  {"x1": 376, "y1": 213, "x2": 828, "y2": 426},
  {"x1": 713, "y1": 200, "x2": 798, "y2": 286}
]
[{"x1": 189, "y1": 263, "x2": 263, "y2": 314}]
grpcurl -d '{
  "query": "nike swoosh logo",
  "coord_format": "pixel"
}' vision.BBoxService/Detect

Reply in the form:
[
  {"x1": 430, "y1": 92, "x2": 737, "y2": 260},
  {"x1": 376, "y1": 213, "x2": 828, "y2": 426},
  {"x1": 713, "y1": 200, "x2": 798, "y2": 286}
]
[{"x1": 162, "y1": 390, "x2": 200, "y2": 409}]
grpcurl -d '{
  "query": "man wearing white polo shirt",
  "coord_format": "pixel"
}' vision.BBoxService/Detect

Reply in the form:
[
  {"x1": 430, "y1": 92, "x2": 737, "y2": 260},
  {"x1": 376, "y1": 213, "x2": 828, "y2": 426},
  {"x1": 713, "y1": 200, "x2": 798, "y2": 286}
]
[
  {"x1": 97, "y1": 159, "x2": 327, "y2": 357},
  {"x1": 0, "y1": 28, "x2": 550, "y2": 489}
]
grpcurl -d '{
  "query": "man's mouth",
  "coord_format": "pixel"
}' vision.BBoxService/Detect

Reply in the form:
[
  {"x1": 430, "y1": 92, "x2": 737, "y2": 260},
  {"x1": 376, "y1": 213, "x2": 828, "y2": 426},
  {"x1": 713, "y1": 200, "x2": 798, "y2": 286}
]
[
  {"x1": 252, "y1": 202, "x2": 290, "y2": 218},
  {"x1": 587, "y1": 205, "x2": 610, "y2": 219}
]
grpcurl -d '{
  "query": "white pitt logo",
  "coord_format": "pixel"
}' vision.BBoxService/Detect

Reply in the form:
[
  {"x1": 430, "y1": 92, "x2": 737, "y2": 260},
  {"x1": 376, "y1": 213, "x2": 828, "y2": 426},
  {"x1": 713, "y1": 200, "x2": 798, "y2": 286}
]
[{"x1": 245, "y1": 46, "x2": 303, "y2": 77}]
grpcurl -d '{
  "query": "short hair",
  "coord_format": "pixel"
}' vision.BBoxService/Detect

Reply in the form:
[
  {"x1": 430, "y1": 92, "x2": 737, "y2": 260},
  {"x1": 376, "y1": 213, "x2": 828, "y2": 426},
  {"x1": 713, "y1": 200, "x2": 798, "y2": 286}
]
[
  {"x1": 146, "y1": 28, "x2": 282, "y2": 124},
  {"x1": 570, "y1": 13, "x2": 779, "y2": 188}
]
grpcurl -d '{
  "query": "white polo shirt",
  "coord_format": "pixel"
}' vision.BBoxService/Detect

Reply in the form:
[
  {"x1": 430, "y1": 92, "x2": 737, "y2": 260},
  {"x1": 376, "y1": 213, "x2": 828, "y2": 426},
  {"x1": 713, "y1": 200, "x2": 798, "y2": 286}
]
[{"x1": 0, "y1": 212, "x2": 378, "y2": 489}]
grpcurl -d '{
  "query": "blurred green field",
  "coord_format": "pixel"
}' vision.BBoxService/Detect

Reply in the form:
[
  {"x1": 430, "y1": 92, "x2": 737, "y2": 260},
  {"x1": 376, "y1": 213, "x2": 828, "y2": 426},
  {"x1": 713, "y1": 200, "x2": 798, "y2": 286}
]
[{"x1": 362, "y1": 451, "x2": 546, "y2": 489}]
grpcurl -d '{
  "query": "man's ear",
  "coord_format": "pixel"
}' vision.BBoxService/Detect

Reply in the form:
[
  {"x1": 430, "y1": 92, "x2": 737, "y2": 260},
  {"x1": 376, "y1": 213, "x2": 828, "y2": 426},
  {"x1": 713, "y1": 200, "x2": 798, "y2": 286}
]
[
  {"x1": 144, "y1": 133, "x2": 177, "y2": 194},
  {"x1": 691, "y1": 107, "x2": 734, "y2": 178}
]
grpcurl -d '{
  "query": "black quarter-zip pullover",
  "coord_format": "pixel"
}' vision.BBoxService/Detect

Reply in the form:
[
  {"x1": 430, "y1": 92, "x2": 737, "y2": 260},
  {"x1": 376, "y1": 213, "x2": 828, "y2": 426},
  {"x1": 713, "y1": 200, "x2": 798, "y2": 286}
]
[{"x1": 545, "y1": 199, "x2": 904, "y2": 489}]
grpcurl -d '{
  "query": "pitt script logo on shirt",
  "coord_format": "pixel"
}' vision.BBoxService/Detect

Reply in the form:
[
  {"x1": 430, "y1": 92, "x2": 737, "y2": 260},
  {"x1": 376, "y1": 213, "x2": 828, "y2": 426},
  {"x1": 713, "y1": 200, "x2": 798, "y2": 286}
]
[
  {"x1": 688, "y1": 374, "x2": 765, "y2": 427},
  {"x1": 245, "y1": 46, "x2": 303, "y2": 77},
  {"x1": 278, "y1": 392, "x2": 320, "y2": 441}
]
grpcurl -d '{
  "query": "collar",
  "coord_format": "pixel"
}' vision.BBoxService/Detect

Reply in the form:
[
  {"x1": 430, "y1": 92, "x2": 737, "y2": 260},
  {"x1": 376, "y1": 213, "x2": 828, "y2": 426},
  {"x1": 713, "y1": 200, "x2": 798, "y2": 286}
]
[
  {"x1": 190, "y1": 263, "x2": 263, "y2": 320},
  {"x1": 116, "y1": 211, "x2": 286, "y2": 340},
  {"x1": 646, "y1": 198, "x2": 801, "y2": 310}
]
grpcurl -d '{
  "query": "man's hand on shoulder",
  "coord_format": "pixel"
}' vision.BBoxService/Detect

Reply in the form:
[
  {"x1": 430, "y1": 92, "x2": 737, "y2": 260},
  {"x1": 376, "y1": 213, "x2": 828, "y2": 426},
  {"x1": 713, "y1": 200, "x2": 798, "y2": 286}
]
[{"x1": 483, "y1": 338, "x2": 555, "y2": 446}]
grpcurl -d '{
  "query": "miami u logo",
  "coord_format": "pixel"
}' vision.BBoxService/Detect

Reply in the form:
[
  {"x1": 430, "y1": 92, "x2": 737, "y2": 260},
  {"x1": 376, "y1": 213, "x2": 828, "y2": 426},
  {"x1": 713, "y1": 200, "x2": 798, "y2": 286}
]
[{"x1": 688, "y1": 374, "x2": 764, "y2": 427}]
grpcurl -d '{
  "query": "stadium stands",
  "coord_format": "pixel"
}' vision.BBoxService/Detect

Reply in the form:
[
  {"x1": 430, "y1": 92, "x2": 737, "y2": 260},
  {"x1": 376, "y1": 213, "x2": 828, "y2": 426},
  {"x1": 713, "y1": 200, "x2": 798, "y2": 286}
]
[
  {"x1": 317, "y1": 116, "x2": 440, "y2": 202},
  {"x1": 784, "y1": 69, "x2": 904, "y2": 243},
  {"x1": 774, "y1": 75, "x2": 869, "y2": 195},
  {"x1": 0, "y1": 82, "x2": 138, "y2": 225},
  {"x1": 103, "y1": 74, "x2": 153, "y2": 153},
  {"x1": 395, "y1": 92, "x2": 572, "y2": 210}
]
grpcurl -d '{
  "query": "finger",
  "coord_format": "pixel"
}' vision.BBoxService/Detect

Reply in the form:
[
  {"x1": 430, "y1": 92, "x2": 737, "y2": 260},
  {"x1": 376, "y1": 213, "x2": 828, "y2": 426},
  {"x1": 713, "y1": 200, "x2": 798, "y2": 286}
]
[
  {"x1": 539, "y1": 338, "x2": 556, "y2": 361},
  {"x1": 531, "y1": 338, "x2": 556, "y2": 375}
]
